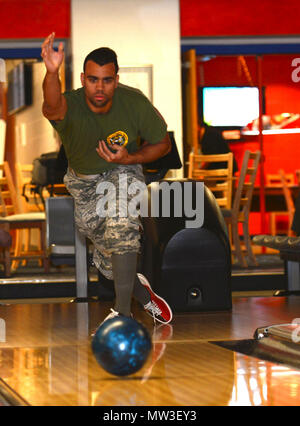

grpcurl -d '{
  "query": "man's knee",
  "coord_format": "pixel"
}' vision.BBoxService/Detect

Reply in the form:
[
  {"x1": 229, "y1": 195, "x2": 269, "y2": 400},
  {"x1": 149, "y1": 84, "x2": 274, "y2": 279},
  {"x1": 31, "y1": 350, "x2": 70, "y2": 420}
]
[{"x1": 103, "y1": 217, "x2": 141, "y2": 252}]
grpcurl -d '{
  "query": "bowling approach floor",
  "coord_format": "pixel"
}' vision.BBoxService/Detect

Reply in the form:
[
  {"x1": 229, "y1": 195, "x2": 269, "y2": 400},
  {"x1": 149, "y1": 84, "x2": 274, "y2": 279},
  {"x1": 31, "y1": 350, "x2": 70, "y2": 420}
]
[{"x1": 1, "y1": 293, "x2": 300, "y2": 406}]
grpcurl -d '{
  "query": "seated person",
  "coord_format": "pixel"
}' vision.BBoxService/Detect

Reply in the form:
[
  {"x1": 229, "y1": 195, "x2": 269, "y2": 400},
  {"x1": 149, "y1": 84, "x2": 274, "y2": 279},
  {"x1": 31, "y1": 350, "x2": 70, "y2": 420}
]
[
  {"x1": 0, "y1": 229, "x2": 12, "y2": 247},
  {"x1": 292, "y1": 192, "x2": 300, "y2": 236},
  {"x1": 198, "y1": 123, "x2": 238, "y2": 174},
  {"x1": 0, "y1": 228, "x2": 12, "y2": 277}
]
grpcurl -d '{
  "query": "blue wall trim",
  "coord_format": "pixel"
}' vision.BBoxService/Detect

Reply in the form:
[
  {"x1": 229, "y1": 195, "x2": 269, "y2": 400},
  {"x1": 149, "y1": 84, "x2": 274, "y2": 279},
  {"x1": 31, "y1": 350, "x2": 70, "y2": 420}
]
[
  {"x1": 2, "y1": 44, "x2": 300, "y2": 59},
  {"x1": 181, "y1": 43, "x2": 300, "y2": 55},
  {"x1": 0, "y1": 48, "x2": 42, "y2": 59}
]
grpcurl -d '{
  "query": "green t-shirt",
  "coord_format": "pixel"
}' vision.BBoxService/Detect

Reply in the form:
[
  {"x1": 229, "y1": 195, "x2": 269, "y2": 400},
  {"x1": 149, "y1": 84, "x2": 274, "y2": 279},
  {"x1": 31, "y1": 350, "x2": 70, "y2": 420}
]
[{"x1": 50, "y1": 84, "x2": 167, "y2": 174}]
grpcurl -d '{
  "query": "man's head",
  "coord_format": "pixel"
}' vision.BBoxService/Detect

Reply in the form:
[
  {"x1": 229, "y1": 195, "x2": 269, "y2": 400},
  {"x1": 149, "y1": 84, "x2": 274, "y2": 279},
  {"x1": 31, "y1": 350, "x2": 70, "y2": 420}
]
[
  {"x1": 83, "y1": 47, "x2": 119, "y2": 74},
  {"x1": 81, "y1": 47, "x2": 119, "y2": 113}
]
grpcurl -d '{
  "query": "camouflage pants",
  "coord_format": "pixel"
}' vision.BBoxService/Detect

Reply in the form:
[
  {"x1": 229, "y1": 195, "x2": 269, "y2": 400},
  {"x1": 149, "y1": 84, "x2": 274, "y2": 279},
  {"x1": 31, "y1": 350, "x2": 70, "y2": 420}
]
[{"x1": 64, "y1": 164, "x2": 145, "y2": 279}]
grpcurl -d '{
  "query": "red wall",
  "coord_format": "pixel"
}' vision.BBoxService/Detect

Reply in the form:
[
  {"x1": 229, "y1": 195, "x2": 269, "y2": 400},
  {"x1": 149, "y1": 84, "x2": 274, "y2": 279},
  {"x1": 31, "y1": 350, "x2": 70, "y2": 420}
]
[
  {"x1": 1, "y1": 0, "x2": 300, "y2": 39},
  {"x1": 180, "y1": 0, "x2": 300, "y2": 37},
  {"x1": 0, "y1": 0, "x2": 70, "y2": 38}
]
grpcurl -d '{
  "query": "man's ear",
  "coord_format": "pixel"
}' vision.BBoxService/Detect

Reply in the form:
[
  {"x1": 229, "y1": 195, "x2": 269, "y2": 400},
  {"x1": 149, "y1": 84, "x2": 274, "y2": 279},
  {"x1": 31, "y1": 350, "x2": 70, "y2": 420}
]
[
  {"x1": 115, "y1": 74, "x2": 119, "y2": 87},
  {"x1": 80, "y1": 72, "x2": 85, "y2": 86}
]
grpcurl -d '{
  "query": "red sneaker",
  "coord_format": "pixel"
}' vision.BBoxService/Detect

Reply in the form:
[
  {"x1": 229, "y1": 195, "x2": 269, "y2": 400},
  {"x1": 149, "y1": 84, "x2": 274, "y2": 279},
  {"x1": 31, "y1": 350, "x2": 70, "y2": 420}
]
[{"x1": 137, "y1": 273, "x2": 173, "y2": 324}]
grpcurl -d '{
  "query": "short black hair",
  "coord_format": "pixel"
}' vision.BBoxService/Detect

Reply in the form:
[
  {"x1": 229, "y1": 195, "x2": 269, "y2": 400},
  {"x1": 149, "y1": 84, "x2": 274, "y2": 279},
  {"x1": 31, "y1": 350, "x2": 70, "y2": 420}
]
[{"x1": 83, "y1": 47, "x2": 119, "y2": 73}]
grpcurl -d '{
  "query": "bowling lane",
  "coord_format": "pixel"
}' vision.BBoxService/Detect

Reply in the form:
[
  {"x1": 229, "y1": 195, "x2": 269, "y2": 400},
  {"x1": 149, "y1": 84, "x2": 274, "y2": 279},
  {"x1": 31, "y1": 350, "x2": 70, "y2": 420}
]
[{"x1": 0, "y1": 297, "x2": 300, "y2": 405}]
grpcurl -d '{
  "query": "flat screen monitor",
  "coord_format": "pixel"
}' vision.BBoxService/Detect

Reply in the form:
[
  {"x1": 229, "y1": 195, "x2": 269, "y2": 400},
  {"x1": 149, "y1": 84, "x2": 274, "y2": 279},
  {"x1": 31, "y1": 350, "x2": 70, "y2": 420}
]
[{"x1": 202, "y1": 86, "x2": 260, "y2": 128}]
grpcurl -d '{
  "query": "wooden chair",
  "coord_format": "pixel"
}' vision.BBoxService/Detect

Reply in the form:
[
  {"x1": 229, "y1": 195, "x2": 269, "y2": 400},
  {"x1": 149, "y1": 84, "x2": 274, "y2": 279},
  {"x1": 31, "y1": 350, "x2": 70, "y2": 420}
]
[
  {"x1": 188, "y1": 152, "x2": 234, "y2": 209},
  {"x1": 0, "y1": 161, "x2": 49, "y2": 276},
  {"x1": 266, "y1": 172, "x2": 295, "y2": 235},
  {"x1": 222, "y1": 150, "x2": 261, "y2": 267},
  {"x1": 266, "y1": 173, "x2": 295, "y2": 187},
  {"x1": 13, "y1": 163, "x2": 49, "y2": 269},
  {"x1": 278, "y1": 169, "x2": 295, "y2": 237}
]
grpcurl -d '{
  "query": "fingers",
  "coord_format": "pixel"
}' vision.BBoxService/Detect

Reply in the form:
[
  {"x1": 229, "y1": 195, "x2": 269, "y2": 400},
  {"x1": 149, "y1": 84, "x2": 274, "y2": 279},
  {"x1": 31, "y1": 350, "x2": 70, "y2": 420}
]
[
  {"x1": 41, "y1": 32, "x2": 64, "y2": 72},
  {"x1": 96, "y1": 140, "x2": 115, "y2": 162},
  {"x1": 41, "y1": 34, "x2": 51, "y2": 59},
  {"x1": 41, "y1": 33, "x2": 51, "y2": 49},
  {"x1": 58, "y1": 42, "x2": 64, "y2": 53},
  {"x1": 49, "y1": 32, "x2": 55, "y2": 50},
  {"x1": 96, "y1": 140, "x2": 127, "y2": 163},
  {"x1": 41, "y1": 32, "x2": 54, "y2": 51},
  {"x1": 41, "y1": 32, "x2": 58, "y2": 59}
]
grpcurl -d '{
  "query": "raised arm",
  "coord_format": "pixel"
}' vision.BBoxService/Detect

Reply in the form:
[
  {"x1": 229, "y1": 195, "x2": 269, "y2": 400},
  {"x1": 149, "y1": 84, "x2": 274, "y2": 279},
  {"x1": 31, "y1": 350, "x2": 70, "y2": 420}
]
[{"x1": 41, "y1": 32, "x2": 67, "y2": 120}]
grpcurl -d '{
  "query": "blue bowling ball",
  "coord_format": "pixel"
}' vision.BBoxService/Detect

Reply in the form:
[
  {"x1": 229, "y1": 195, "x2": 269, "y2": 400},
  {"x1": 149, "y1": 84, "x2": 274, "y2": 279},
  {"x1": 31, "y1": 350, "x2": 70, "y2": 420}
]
[{"x1": 91, "y1": 316, "x2": 152, "y2": 376}]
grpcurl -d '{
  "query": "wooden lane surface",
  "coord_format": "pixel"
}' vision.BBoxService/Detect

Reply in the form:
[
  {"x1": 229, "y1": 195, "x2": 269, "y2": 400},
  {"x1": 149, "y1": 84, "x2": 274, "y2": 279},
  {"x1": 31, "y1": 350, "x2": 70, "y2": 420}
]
[{"x1": 0, "y1": 296, "x2": 300, "y2": 405}]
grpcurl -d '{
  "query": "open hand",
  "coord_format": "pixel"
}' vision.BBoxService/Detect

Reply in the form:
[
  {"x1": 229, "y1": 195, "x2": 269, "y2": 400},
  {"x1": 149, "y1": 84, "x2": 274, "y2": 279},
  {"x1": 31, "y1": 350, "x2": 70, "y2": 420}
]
[{"x1": 41, "y1": 32, "x2": 64, "y2": 73}]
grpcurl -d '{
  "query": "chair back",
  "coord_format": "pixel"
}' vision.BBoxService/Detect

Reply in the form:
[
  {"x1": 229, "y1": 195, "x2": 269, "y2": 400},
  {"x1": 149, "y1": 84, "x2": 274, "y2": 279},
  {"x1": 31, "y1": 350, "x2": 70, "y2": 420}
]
[
  {"x1": 266, "y1": 173, "x2": 295, "y2": 187},
  {"x1": 232, "y1": 150, "x2": 261, "y2": 220},
  {"x1": 0, "y1": 162, "x2": 19, "y2": 216},
  {"x1": 188, "y1": 152, "x2": 233, "y2": 209}
]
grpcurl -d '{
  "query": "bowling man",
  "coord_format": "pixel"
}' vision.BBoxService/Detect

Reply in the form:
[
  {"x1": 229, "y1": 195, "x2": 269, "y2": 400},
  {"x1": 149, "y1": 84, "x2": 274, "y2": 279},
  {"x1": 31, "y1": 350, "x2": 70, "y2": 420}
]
[{"x1": 41, "y1": 33, "x2": 173, "y2": 324}]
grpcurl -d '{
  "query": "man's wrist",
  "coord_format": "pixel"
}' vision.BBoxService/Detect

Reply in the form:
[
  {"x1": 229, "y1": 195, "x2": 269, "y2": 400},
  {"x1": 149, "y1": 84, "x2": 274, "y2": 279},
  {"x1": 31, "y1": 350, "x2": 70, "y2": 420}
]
[
  {"x1": 46, "y1": 69, "x2": 60, "y2": 77},
  {"x1": 125, "y1": 152, "x2": 140, "y2": 165}
]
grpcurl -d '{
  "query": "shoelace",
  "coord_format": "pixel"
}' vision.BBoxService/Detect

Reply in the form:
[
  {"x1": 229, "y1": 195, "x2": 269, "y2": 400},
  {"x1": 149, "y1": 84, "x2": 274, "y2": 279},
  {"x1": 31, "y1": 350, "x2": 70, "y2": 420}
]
[
  {"x1": 147, "y1": 301, "x2": 162, "y2": 323},
  {"x1": 107, "y1": 308, "x2": 119, "y2": 319}
]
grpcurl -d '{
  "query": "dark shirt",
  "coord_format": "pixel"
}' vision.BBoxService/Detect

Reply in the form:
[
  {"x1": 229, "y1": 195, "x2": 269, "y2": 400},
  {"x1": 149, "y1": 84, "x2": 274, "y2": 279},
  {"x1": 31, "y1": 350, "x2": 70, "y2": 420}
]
[
  {"x1": 200, "y1": 126, "x2": 238, "y2": 174},
  {"x1": 292, "y1": 192, "x2": 300, "y2": 235}
]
